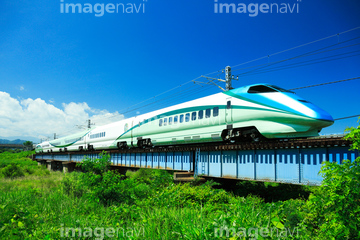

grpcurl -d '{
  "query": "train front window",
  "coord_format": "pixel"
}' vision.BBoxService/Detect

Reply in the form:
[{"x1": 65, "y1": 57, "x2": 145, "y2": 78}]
[
  {"x1": 248, "y1": 85, "x2": 277, "y2": 93},
  {"x1": 268, "y1": 85, "x2": 294, "y2": 93}
]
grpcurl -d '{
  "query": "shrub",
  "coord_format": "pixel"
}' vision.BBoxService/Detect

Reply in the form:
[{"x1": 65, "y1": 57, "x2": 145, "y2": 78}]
[
  {"x1": 150, "y1": 182, "x2": 230, "y2": 208},
  {"x1": 126, "y1": 168, "x2": 173, "y2": 189},
  {"x1": 76, "y1": 150, "x2": 110, "y2": 175},
  {"x1": 1, "y1": 164, "x2": 25, "y2": 179},
  {"x1": 303, "y1": 120, "x2": 360, "y2": 239},
  {"x1": 303, "y1": 158, "x2": 360, "y2": 239},
  {"x1": 62, "y1": 171, "x2": 87, "y2": 198}
]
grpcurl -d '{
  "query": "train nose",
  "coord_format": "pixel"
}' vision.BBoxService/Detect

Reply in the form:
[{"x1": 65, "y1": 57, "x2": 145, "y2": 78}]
[
  {"x1": 313, "y1": 110, "x2": 334, "y2": 122},
  {"x1": 296, "y1": 99, "x2": 334, "y2": 126}
]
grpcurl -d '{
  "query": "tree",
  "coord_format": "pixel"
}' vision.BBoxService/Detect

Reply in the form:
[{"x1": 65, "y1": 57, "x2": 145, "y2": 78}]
[
  {"x1": 23, "y1": 141, "x2": 34, "y2": 151},
  {"x1": 303, "y1": 118, "x2": 360, "y2": 239},
  {"x1": 343, "y1": 117, "x2": 360, "y2": 151}
]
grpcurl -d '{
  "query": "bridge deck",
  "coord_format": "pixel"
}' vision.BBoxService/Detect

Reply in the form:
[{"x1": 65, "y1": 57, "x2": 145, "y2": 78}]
[
  {"x1": 0, "y1": 144, "x2": 24, "y2": 149},
  {"x1": 34, "y1": 137, "x2": 359, "y2": 185}
]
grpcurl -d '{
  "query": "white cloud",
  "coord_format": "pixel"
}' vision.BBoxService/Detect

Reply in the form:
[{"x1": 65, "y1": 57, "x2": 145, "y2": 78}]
[
  {"x1": 20, "y1": 86, "x2": 25, "y2": 91},
  {"x1": 0, "y1": 91, "x2": 124, "y2": 141}
]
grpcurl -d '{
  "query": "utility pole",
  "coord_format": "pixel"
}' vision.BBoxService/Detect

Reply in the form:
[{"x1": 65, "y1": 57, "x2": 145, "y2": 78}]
[
  {"x1": 88, "y1": 119, "x2": 94, "y2": 129},
  {"x1": 225, "y1": 66, "x2": 238, "y2": 91},
  {"x1": 225, "y1": 66, "x2": 232, "y2": 90},
  {"x1": 197, "y1": 65, "x2": 238, "y2": 91}
]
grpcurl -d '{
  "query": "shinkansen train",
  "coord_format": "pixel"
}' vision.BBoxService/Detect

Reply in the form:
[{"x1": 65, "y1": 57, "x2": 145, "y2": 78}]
[{"x1": 35, "y1": 84, "x2": 334, "y2": 153}]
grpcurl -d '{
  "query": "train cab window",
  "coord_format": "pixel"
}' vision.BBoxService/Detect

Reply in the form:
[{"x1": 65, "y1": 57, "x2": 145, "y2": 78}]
[
  {"x1": 198, "y1": 110, "x2": 203, "y2": 119},
  {"x1": 227, "y1": 101, "x2": 231, "y2": 109},
  {"x1": 164, "y1": 118, "x2": 168, "y2": 126},
  {"x1": 205, "y1": 109, "x2": 211, "y2": 118},
  {"x1": 191, "y1": 112, "x2": 196, "y2": 121},
  {"x1": 180, "y1": 114, "x2": 184, "y2": 123},
  {"x1": 268, "y1": 85, "x2": 294, "y2": 93},
  {"x1": 169, "y1": 117, "x2": 173, "y2": 125},
  {"x1": 174, "y1": 116, "x2": 178, "y2": 124},
  {"x1": 159, "y1": 119, "x2": 163, "y2": 127},
  {"x1": 213, "y1": 107, "x2": 219, "y2": 117},
  {"x1": 185, "y1": 113, "x2": 190, "y2": 122},
  {"x1": 248, "y1": 85, "x2": 277, "y2": 93}
]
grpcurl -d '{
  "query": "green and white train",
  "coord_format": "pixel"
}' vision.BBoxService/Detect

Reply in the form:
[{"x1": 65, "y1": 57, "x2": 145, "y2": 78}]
[{"x1": 35, "y1": 84, "x2": 334, "y2": 153}]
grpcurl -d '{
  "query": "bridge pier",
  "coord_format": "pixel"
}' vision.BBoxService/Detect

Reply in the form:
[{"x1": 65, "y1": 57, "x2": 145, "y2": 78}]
[
  {"x1": 46, "y1": 160, "x2": 55, "y2": 171},
  {"x1": 37, "y1": 160, "x2": 47, "y2": 166},
  {"x1": 62, "y1": 161, "x2": 76, "y2": 173}
]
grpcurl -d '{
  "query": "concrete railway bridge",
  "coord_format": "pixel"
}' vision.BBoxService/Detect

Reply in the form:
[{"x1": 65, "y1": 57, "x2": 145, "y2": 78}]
[{"x1": 34, "y1": 137, "x2": 359, "y2": 185}]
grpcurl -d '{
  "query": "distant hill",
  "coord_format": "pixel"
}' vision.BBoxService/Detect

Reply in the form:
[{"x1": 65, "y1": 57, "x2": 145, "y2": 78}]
[{"x1": 0, "y1": 139, "x2": 27, "y2": 145}]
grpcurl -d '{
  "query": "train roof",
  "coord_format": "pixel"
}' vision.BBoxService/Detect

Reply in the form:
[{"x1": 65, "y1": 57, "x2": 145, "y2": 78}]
[{"x1": 229, "y1": 83, "x2": 294, "y2": 94}]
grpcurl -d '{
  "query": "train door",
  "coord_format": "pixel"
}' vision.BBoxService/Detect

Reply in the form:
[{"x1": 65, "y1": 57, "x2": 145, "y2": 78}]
[{"x1": 225, "y1": 97, "x2": 233, "y2": 123}]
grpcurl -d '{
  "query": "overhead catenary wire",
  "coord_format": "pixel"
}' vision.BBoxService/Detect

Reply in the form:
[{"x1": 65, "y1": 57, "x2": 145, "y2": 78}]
[
  {"x1": 229, "y1": 26, "x2": 360, "y2": 69},
  {"x1": 235, "y1": 51, "x2": 360, "y2": 78},
  {"x1": 334, "y1": 115, "x2": 360, "y2": 121},
  {"x1": 232, "y1": 36, "x2": 360, "y2": 78},
  {"x1": 289, "y1": 77, "x2": 360, "y2": 90},
  {"x1": 90, "y1": 27, "x2": 360, "y2": 124},
  {"x1": 94, "y1": 71, "x2": 223, "y2": 121},
  {"x1": 231, "y1": 41, "x2": 360, "y2": 73}
]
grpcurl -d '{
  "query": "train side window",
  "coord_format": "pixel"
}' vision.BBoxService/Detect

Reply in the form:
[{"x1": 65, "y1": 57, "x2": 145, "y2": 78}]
[
  {"x1": 205, "y1": 109, "x2": 211, "y2": 118},
  {"x1": 227, "y1": 101, "x2": 231, "y2": 109},
  {"x1": 185, "y1": 113, "x2": 190, "y2": 122},
  {"x1": 180, "y1": 115, "x2": 184, "y2": 123},
  {"x1": 164, "y1": 118, "x2": 168, "y2": 126},
  {"x1": 169, "y1": 117, "x2": 173, "y2": 125},
  {"x1": 159, "y1": 119, "x2": 163, "y2": 127},
  {"x1": 174, "y1": 116, "x2": 178, "y2": 124},
  {"x1": 198, "y1": 110, "x2": 203, "y2": 119},
  {"x1": 213, "y1": 107, "x2": 219, "y2": 117},
  {"x1": 191, "y1": 112, "x2": 196, "y2": 121}
]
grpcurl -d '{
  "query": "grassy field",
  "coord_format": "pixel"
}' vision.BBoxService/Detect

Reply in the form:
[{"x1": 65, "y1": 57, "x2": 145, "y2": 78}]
[{"x1": 0, "y1": 150, "x2": 359, "y2": 239}]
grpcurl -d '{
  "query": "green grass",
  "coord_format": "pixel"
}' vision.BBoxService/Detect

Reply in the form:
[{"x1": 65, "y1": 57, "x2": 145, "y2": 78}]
[
  {"x1": 0, "y1": 151, "x2": 35, "y2": 167},
  {"x1": 0, "y1": 171, "x2": 308, "y2": 239},
  {"x1": 1, "y1": 151, "x2": 357, "y2": 239},
  {"x1": 0, "y1": 151, "x2": 49, "y2": 179}
]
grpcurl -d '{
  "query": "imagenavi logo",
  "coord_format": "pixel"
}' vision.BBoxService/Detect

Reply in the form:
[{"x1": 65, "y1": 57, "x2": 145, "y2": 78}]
[
  {"x1": 60, "y1": 0, "x2": 147, "y2": 17},
  {"x1": 214, "y1": 0, "x2": 301, "y2": 17}
]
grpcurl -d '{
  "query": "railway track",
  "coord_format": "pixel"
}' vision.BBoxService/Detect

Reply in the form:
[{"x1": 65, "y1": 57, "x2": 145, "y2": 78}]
[{"x1": 35, "y1": 136, "x2": 351, "y2": 156}]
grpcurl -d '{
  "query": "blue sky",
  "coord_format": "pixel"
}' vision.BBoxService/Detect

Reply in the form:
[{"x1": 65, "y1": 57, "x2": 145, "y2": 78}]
[{"x1": 0, "y1": 0, "x2": 359, "y2": 141}]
